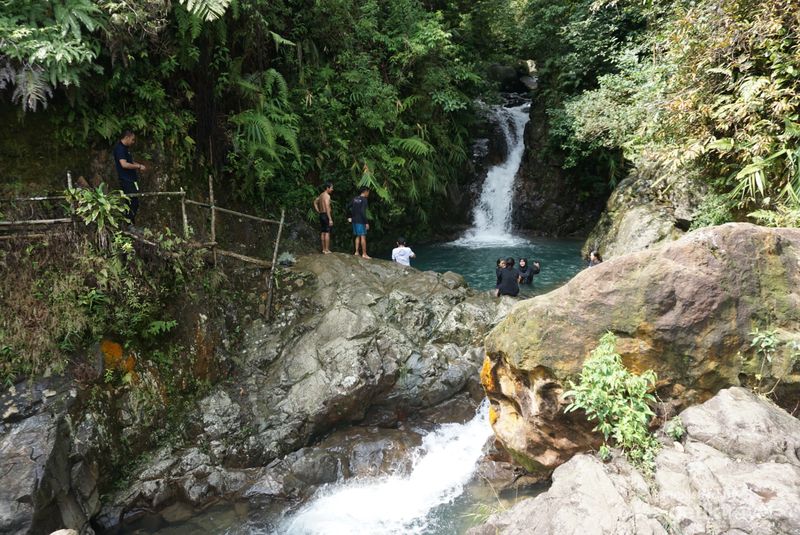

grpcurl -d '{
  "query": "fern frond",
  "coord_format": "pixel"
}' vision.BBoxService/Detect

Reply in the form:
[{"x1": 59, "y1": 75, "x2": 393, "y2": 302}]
[
  {"x1": 392, "y1": 136, "x2": 434, "y2": 156},
  {"x1": 11, "y1": 67, "x2": 53, "y2": 112},
  {"x1": 179, "y1": 0, "x2": 232, "y2": 22}
]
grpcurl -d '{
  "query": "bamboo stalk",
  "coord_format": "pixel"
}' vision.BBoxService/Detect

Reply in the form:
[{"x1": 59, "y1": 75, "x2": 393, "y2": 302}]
[
  {"x1": 0, "y1": 233, "x2": 48, "y2": 241},
  {"x1": 180, "y1": 188, "x2": 189, "y2": 239},
  {"x1": 184, "y1": 200, "x2": 281, "y2": 224},
  {"x1": 66, "y1": 171, "x2": 76, "y2": 233},
  {"x1": 266, "y1": 208, "x2": 285, "y2": 321},
  {"x1": 0, "y1": 218, "x2": 73, "y2": 226},
  {"x1": 209, "y1": 175, "x2": 217, "y2": 267},
  {"x1": 215, "y1": 248, "x2": 272, "y2": 267},
  {"x1": 125, "y1": 191, "x2": 185, "y2": 198},
  {"x1": 0, "y1": 195, "x2": 67, "y2": 203}
]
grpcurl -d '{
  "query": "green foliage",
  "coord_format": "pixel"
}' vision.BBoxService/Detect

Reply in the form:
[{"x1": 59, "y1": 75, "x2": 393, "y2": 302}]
[
  {"x1": 179, "y1": 0, "x2": 232, "y2": 21},
  {"x1": 690, "y1": 193, "x2": 735, "y2": 231},
  {"x1": 664, "y1": 416, "x2": 685, "y2": 442},
  {"x1": 748, "y1": 204, "x2": 800, "y2": 228},
  {"x1": 564, "y1": 332, "x2": 661, "y2": 473},
  {"x1": 0, "y1": 0, "x2": 104, "y2": 110},
  {"x1": 66, "y1": 185, "x2": 129, "y2": 238}
]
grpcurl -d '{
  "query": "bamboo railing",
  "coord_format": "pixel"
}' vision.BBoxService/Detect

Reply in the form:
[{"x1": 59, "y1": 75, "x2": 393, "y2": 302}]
[{"x1": 0, "y1": 172, "x2": 287, "y2": 319}]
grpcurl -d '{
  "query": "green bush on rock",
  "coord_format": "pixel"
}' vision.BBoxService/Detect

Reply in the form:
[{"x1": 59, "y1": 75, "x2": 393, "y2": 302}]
[{"x1": 564, "y1": 332, "x2": 660, "y2": 473}]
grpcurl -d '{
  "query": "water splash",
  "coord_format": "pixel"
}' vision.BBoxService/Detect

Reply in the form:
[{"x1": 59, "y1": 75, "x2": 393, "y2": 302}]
[
  {"x1": 452, "y1": 102, "x2": 530, "y2": 247},
  {"x1": 277, "y1": 402, "x2": 491, "y2": 535}
]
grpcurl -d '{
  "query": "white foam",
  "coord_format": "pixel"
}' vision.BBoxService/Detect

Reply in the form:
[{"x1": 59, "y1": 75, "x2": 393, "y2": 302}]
[
  {"x1": 453, "y1": 102, "x2": 530, "y2": 247},
  {"x1": 278, "y1": 402, "x2": 491, "y2": 535}
]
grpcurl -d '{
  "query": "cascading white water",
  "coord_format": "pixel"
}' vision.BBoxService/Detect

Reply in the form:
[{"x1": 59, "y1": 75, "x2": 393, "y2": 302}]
[
  {"x1": 278, "y1": 402, "x2": 492, "y2": 535},
  {"x1": 453, "y1": 102, "x2": 530, "y2": 247}
]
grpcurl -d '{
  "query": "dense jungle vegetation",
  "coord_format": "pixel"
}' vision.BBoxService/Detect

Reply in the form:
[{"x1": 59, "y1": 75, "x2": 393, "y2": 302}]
[
  {"x1": 2, "y1": 0, "x2": 800, "y2": 382},
  {"x1": 3, "y1": 0, "x2": 799, "y2": 230}
]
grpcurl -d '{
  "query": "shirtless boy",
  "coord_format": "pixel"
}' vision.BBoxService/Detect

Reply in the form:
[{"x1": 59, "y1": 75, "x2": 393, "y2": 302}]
[{"x1": 313, "y1": 182, "x2": 334, "y2": 254}]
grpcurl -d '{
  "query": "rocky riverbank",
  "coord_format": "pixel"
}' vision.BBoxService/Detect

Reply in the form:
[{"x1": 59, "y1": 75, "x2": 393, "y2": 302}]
[
  {"x1": 1, "y1": 253, "x2": 511, "y2": 534},
  {"x1": 481, "y1": 223, "x2": 800, "y2": 475},
  {"x1": 470, "y1": 387, "x2": 800, "y2": 535}
]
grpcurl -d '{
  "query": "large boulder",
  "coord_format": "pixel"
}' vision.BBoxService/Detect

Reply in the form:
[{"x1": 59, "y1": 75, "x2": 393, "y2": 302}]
[
  {"x1": 482, "y1": 223, "x2": 800, "y2": 474},
  {"x1": 98, "y1": 254, "x2": 507, "y2": 526},
  {"x1": 583, "y1": 167, "x2": 705, "y2": 259},
  {"x1": 469, "y1": 387, "x2": 800, "y2": 535},
  {"x1": 232, "y1": 253, "x2": 505, "y2": 463},
  {"x1": 0, "y1": 410, "x2": 99, "y2": 535}
]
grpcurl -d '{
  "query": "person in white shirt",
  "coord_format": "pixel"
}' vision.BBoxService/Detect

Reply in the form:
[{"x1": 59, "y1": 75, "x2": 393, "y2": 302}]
[{"x1": 391, "y1": 237, "x2": 416, "y2": 266}]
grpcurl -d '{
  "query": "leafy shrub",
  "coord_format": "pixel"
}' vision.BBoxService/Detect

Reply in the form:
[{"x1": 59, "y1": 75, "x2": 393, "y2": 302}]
[
  {"x1": 564, "y1": 332, "x2": 661, "y2": 473},
  {"x1": 66, "y1": 185, "x2": 130, "y2": 247},
  {"x1": 664, "y1": 416, "x2": 685, "y2": 442},
  {"x1": 690, "y1": 193, "x2": 735, "y2": 230}
]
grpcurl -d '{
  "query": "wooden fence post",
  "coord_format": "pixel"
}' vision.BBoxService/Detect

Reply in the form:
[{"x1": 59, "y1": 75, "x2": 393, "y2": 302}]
[
  {"x1": 66, "y1": 171, "x2": 76, "y2": 233},
  {"x1": 208, "y1": 175, "x2": 217, "y2": 267},
  {"x1": 266, "y1": 208, "x2": 285, "y2": 321},
  {"x1": 180, "y1": 188, "x2": 189, "y2": 239}
]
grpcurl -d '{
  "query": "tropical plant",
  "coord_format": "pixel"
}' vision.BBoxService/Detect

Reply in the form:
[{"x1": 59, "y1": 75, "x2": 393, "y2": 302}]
[
  {"x1": 66, "y1": 185, "x2": 129, "y2": 245},
  {"x1": 664, "y1": 416, "x2": 685, "y2": 442},
  {"x1": 564, "y1": 332, "x2": 661, "y2": 473}
]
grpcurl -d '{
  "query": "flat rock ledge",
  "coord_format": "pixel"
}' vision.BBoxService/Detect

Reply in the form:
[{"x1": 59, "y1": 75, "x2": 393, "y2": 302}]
[{"x1": 469, "y1": 387, "x2": 800, "y2": 535}]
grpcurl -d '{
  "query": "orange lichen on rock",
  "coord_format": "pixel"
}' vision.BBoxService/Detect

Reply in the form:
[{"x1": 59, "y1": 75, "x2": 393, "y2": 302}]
[
  {"x1": 489, "y1": 405, "x2": 498, "y2": 426},
  {"x1": 481, "y1": 354, "x2": 496, "y2": 392},
  {"x1": 101, "y1": 339, "x2": 124, "y2": 368}
]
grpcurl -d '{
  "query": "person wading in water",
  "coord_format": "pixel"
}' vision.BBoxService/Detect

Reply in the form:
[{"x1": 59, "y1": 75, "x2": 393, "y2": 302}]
[{"x1": 313, "y1": 182, "x2": 334, "y2": 254}]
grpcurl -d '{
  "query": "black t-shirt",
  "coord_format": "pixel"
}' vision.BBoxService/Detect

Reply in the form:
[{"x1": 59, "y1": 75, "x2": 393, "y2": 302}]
[
  {"x1": 497, "y1": 268, "x2": 520, "y2": 296},
  {"x1": 114, "y1": 141, "x2": 137, "y2": 182},
  {"x1": 350, "y1": 196, "x2": 368, "y2": 224},
  {"x1": 518, "y1": 266, "x2": 533, "y2": 284}
]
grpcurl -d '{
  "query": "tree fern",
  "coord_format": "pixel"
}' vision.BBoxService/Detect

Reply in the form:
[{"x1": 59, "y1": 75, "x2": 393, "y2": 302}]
[{"x1": 179, "y1": 0, "x2": 232, "y2": 22}]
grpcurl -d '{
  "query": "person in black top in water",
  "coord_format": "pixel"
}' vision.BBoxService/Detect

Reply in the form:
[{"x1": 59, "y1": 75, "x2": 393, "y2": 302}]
[
  {"x1": 588, "y1": 250, "x2": 603, "y2": 267},
  {"x1": 114, "y1": 130, "x2": 146, "y2": 227},
  {"x1": 518, "y1": 258, "x2": 541, "y2": 285},
  {"x1": 495, "y1": 258, "x2": 505, "y2": 288},
  {"x1": 496, "y1": 257, "x2": 520, "y2": 297}
]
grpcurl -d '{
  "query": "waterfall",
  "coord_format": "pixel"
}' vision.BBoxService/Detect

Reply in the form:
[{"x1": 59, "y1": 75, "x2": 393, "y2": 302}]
[
  {"x1": 453, "y1": 102, "x2": 530, "y2": 247},
  {"x1": 277, "y1": 401, "x2": 492, "y2": 535}
]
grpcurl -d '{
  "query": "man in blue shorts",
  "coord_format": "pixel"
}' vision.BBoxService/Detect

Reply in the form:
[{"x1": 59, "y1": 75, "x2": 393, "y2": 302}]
[{"x1": 348, "y1": 187, "x2": 370, "y2": 259}]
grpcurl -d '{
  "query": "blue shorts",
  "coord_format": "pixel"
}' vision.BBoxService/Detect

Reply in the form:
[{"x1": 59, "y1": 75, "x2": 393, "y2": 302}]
[{"x1": 352, "y1": 223, "x2": 367, "y2": 236}]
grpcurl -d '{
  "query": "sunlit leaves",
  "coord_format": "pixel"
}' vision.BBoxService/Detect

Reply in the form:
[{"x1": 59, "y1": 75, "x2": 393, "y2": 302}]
[{"x1": 178, "y1": 0, "x2": 232, "y2": 22}]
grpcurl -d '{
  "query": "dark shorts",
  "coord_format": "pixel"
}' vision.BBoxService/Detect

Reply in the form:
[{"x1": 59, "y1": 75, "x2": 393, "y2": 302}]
[
  {"x1": 319, "y1": 213, "x2": 331, "y2": 233},
  {"x1": 352, "y1": 223, "x2": 367, "y2": 236}
]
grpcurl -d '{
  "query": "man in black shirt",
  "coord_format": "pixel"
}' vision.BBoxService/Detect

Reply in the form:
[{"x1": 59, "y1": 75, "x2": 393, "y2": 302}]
[
  {"x1": 347, "y1": 187, "x2": 371, "y2": 259},
  {"x1": 114, "y1": 130, "x2": 146, "y2": 226}
]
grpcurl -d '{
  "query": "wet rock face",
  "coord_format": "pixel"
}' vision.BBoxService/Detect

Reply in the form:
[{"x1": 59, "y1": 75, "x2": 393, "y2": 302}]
[
  {"x1": 470, "y1": 388, "x2": 800, "y2": 535},
  {"x1": 0, "y1": 411, "x2": 99, "y2": 535},
  {"x1": 583, "y1": 167, "x2": 706, "y2": 259},
  {"x1": 98, "y1": 255, "x2": 505, "y2": 527},
  {"x1": 230, "y1": 253, "x2": 503, "y2": 465},
  {"x1": 512, "y1": 100, "x2": 608, "y2": 236},
  {"x1": 482, "y1": 224, "x2": 800, "y2": 475}
]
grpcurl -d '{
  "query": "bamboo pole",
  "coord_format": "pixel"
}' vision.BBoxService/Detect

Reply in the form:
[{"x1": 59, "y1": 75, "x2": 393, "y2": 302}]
[
  {"x1": 125, "y1": 191, "x2": 185, "y2": 199},
  {"x1": 0, "y1": 195, "x2": 67, "y2": 203},
  {"x1": 184, "y1": 200, "x2": 281, "y2": 224},
  {"x1": 208, "y1": 175, "x2": 217, "y2": 267},
  {"x1": 66, "y1": 171, "x2": 75, "y2": 234},
  {"x1": 0, "y1": 218, "x2": 73, "y2": 226},
  {"x1": 215, "y1": 248, "x2": 271, "y2": 267},
  {"x1": 0, "y1": 233, "x2": 48, "y2": 241},
  {"x1": 180, "y1": 188, "x2": 189, "y2": 239},
  {"x1": 266, "y1": 208, "x2": 285, "y2": 321}
]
